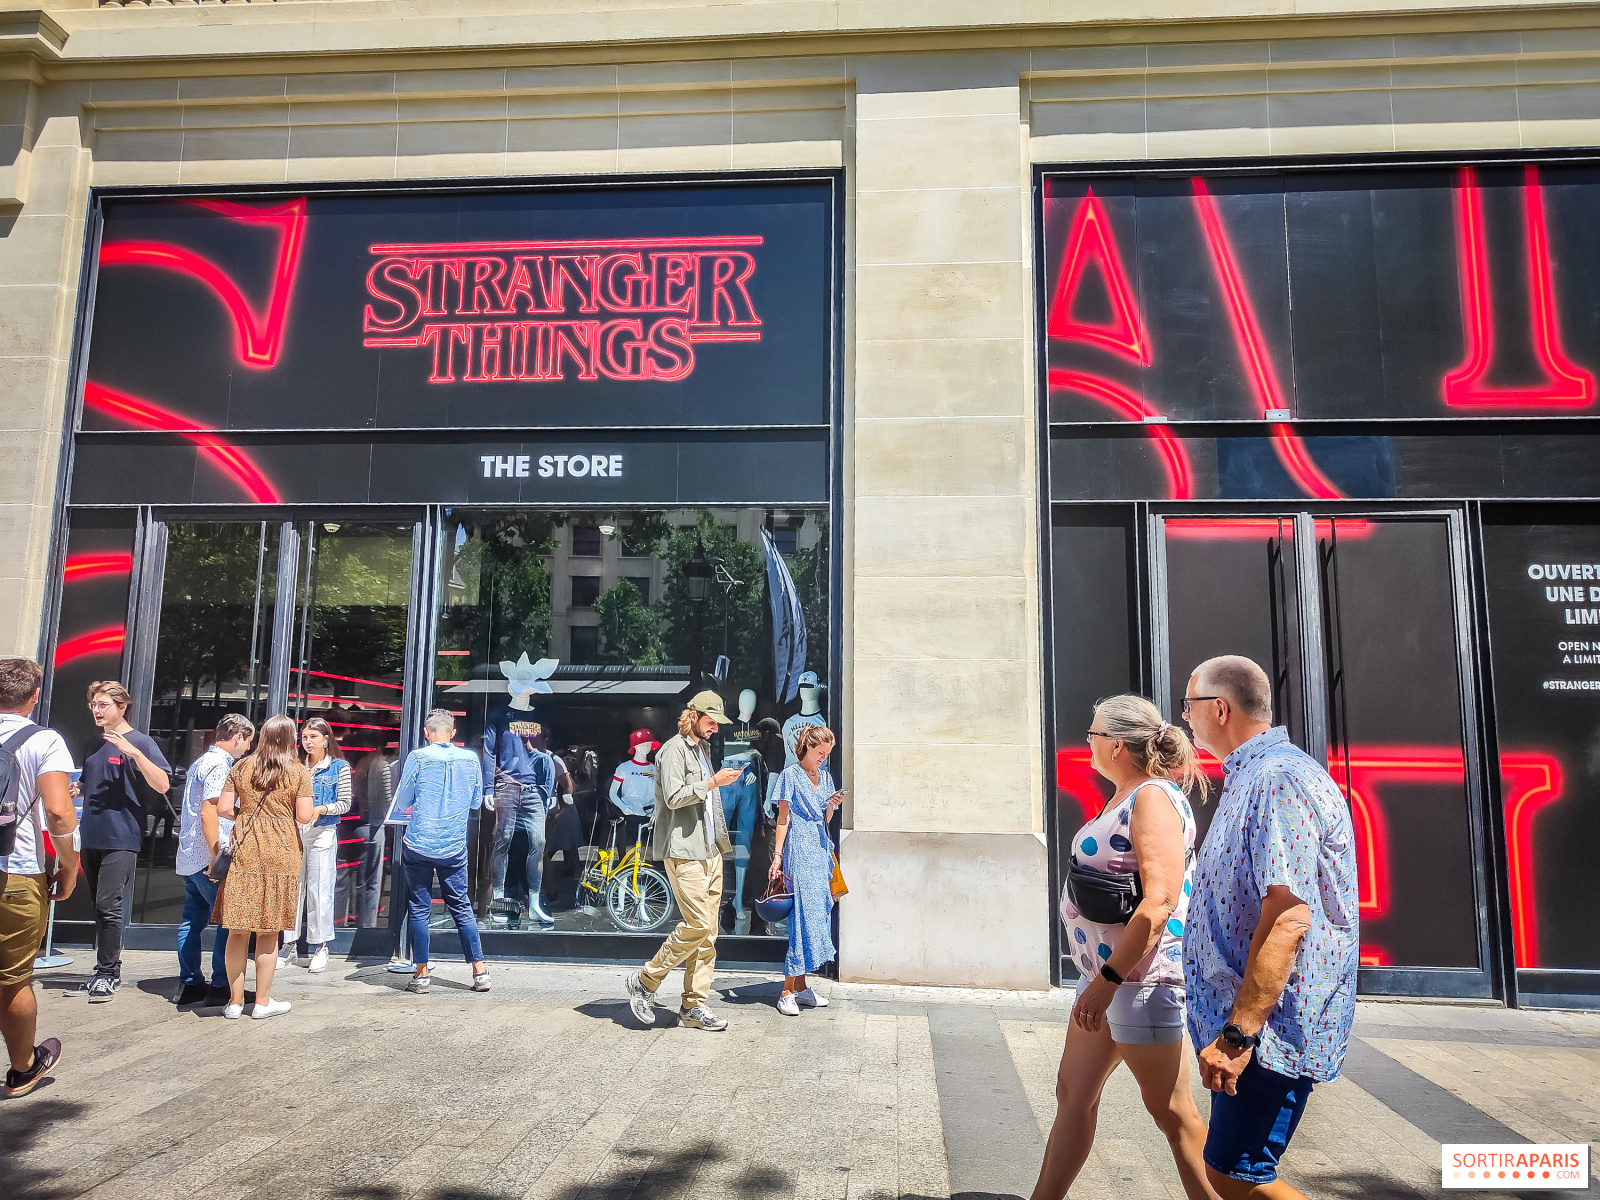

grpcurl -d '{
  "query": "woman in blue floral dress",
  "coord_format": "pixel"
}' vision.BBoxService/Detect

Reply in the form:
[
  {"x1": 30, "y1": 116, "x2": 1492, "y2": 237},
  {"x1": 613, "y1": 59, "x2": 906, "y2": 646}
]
[{"x1": 767, "y1": 724, "x2": 843, "y2": 1016}]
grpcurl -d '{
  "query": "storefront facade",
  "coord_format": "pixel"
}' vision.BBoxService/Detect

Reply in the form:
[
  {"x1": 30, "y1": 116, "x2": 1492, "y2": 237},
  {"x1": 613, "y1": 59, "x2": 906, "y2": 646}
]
[{"x1": 2, "y1": 1, "x2": 1599, "y2": 998}]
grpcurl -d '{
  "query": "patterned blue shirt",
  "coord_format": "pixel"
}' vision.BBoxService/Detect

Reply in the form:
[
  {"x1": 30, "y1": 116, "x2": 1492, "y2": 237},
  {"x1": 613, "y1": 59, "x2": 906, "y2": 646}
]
[{"x1": 1183, "y1": 727, "x2": 1359, "y2": 1082}]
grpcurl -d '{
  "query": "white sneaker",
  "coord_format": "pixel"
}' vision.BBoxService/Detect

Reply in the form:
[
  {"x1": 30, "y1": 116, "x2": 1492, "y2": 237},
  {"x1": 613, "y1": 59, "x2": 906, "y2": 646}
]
[
  {"x1": 251, "y1": 999, "x2": 292, "y2": 1020},
  {"x1": 625, "y1": 971, "x2": 657, "y2": 1026},
  {"x1": 796, "y1": 987, "x2": 828, "y2": 1008},
  {"x1": 308, "y1": 945, "x2": 329, "y2": 974},
  {"x1": 223, "y1": 1003, "x2": 243, "y2": 1020},
  {"x1": 777, "y1": 992, "x2": 800, "y2": 1016},
  {"x1": 276, "y1": 951, "x2": 294, "y2": 970}
]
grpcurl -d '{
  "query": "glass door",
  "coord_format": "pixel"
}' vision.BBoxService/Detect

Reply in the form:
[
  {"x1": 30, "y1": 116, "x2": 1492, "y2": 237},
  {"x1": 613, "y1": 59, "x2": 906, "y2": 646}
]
[
  {"x1": 134, "y1": 522, "x2": 280, "y2": 925},
  {"x1": 122, "y1": 515, "x2": 418, "y2": 932},
  {"x1": 1153, "y1": 510, "x2": 1493, "y2": 995},
  {"x1": 286, "y1": 522, "x2": 416, "y2": 931}
]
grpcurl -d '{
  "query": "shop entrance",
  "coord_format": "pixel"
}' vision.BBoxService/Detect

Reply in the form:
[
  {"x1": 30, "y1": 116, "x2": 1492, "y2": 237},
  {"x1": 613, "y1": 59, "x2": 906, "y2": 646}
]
[
  {"x1": 1048, "y1": 505, "x2": 1499, "y2": 998},
  {"x1": 128, "y1": 517, "x2": 418, "y2": 932}
]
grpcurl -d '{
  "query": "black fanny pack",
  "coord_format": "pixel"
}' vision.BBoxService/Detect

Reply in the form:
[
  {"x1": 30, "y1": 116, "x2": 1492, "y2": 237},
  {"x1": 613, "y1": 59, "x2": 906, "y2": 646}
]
[
  {"x1": 1066, "y1": 846, "x2": 1195, "y2": 926},
  {"x1": 1066, "y1": 859, "x2": 1145, "y2": 925}
]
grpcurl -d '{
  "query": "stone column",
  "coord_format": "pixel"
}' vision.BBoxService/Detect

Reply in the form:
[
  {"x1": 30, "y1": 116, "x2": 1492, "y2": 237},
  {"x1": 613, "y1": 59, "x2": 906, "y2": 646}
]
[
  {"x1": 0, "y1": 82, "x2": 90, "y2": 657},
  {"x1": 840, "y1": 52, "x2": 1048, "y2": 989}
]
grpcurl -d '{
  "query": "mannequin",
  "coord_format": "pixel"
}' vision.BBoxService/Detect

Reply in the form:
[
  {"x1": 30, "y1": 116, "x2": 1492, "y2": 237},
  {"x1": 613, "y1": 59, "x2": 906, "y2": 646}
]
[
  {"x1": 610, "y1": 728, "x2": 658, "y2": 848},
  {"x1": 483, "y1": 695, "x2": 571, "y2": 927},
  {"x1": 719, "y1": 687, "x2": 763, "y2": 935},
  {"x1": 781, "y1": 670, "x2": 826, "y2": 769}
]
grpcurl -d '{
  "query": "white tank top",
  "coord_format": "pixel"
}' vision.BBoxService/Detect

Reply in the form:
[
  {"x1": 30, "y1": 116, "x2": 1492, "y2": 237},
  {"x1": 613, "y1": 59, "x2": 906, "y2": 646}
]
[{"x1": 1059, "y1": 778, "x2": 1197, "y2": 988}]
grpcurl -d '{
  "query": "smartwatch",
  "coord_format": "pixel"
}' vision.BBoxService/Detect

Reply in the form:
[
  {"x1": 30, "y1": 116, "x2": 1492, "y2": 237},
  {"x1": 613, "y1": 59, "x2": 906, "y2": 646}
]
[{"x1": 1221, "y1": 1022, "x2": 1260, "y2": 1051}]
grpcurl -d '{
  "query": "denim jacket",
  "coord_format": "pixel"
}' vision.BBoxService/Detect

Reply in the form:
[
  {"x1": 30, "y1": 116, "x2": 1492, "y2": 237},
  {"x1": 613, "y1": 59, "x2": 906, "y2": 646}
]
[
  {"x1": 393, "y1": 742, "x2": 483, "y2": 860},
  {"x1": 309, "y1": 757, "x2": 352, "y2": 828}
]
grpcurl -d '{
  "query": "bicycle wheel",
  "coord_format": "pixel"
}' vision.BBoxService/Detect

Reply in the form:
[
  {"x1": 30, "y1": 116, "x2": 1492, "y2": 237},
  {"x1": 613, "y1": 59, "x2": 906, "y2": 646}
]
[
  {"x1": 604, "y1": 865, "x2": 677, "y2": 933},
  {"x1": 574, "y1": 868, "x2": 605, "y2": 915}
]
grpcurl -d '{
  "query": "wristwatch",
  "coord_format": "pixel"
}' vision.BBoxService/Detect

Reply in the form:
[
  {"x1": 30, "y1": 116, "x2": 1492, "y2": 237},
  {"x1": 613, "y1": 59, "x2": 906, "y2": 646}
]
[{"x1": 1221, "y1": 1022, "x2": 1260, "y2": 1051}]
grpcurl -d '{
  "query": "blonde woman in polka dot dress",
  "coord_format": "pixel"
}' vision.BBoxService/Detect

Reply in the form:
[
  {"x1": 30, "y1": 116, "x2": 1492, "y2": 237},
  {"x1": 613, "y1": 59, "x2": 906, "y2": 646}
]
[{"x1": 1031, "y1": 694, "x2": 1218, "y2": 1200}]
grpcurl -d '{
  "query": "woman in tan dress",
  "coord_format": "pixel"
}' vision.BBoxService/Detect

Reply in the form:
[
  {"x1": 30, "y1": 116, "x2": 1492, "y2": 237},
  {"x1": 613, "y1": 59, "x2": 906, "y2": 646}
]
[{"x1": 212, "y1": 714, "x2": 313, "y2": 1020}]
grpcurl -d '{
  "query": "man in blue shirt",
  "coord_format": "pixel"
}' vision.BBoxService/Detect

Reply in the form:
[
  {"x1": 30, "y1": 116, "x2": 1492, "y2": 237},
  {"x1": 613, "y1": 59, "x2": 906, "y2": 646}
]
[
  {"x1": 1181, "y1": 655, "x2": 1358, "y2": 1200},
  {"x1": 391, "y1": 709, "x2": 490, "y2": 995}
]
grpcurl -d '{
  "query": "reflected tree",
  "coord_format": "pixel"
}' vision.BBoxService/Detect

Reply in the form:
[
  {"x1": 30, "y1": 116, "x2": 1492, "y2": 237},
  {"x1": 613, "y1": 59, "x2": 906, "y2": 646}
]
[{"x1": 594, "y1": 579, "x2": 664, "y2": 666}]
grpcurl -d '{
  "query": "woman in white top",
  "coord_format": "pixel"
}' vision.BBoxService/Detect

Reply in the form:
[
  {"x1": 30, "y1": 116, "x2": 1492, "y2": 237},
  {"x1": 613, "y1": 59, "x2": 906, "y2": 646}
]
[
  {"x1": 285, "y1": 718, "x2": 351, "y2": 974},
  {"x1": 1031, "y1": 694, "x2": 1219, "y2": 1200}
]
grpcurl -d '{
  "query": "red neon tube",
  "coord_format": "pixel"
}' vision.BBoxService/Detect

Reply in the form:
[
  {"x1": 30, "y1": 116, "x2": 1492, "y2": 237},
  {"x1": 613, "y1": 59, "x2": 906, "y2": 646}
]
[
  {"x1": 1047, "y1": 369, "x2": 1194, "y2": 500},
  {"x1": 83, "y1": 382, "x2": 281, "y2": 504},
  {"x1": 292, "y1": 668, "x2": 403, "y2": 691},
  {"x1": 63, "y1": 552, "x2": 134, "y2": 582},
  {"x1": 55, "y1": 625, "x2": 125, "y2": 667},
  {"x1": 1047, "y1": 189, "x2": 1151, "y2": 365},
  {"x1": 1189, "y1": 180, "x2": 1344, "y2": 501}
]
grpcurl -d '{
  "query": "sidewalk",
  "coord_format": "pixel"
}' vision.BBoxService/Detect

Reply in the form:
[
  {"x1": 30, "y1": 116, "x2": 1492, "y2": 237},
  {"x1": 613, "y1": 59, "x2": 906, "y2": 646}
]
[{"x1": 1, "y1": 951, "x2": 1595, "y2": 1199}]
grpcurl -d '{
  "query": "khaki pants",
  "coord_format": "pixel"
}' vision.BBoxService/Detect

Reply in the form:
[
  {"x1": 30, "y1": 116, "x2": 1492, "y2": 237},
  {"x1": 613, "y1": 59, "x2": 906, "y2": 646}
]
[{"x1": 639, "y1": 854, "x2": 723, "y2": 1009}]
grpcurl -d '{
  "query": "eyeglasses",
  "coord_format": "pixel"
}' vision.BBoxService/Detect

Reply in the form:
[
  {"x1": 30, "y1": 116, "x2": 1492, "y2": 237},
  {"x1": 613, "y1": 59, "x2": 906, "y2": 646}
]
[
  {"x1": 1181, "y1": 695, "x2": 1227, "y2": 715},
  {"x1": 1086, "y1": 729, "x2": 1117, "y2": 743}
]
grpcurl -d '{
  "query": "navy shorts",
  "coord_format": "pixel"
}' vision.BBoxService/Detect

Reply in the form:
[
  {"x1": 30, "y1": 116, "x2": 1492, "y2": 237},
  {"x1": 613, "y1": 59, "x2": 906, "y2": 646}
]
[{"x1": 1204, "y1": 1056, "x2": 1316, "y2": 1184}]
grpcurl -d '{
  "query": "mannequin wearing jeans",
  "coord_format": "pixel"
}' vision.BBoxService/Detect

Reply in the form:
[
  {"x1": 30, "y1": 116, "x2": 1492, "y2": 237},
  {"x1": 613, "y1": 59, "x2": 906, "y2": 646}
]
[{"x1": 719, "y1": 754, "x2": 760, "y2": 933}]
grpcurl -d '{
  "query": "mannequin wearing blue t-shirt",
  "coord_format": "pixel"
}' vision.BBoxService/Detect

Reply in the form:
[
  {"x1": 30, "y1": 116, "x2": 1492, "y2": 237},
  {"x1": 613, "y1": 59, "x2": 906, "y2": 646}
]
[{"x1": 482, "y1": 695, "x2": 570, "y2": 926}]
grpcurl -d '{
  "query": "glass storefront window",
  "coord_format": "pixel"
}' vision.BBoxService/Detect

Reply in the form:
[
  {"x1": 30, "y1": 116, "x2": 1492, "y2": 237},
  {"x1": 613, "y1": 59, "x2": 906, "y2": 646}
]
[{"x1": 433, "y1": 507, "x2": 829, "y2": 941}]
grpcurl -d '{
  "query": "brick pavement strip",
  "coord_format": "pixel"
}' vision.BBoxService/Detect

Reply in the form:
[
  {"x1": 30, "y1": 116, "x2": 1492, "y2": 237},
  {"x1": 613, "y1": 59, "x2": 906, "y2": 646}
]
[{"x1": 5, "y1": 954, "x2": 1600, "y2": 1199}]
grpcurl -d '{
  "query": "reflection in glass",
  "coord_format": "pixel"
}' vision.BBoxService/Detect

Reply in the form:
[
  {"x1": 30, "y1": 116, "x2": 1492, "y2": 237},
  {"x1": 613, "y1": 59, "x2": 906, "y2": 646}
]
[
  {"x1": 288, "y1": 522, "x2": 415, "y2": 932},
  {"x1": 136, "y1": 522, "x2": 280, "y2": 925},
  {"x1": 434, "y1": 508, "x2": 829, "y2": 939}
]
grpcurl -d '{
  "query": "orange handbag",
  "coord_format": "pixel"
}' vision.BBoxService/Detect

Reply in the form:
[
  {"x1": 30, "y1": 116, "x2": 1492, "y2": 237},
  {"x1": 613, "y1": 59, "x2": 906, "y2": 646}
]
[{"x1": 829, "y1": 853, "x2": 848, "y2": 900}]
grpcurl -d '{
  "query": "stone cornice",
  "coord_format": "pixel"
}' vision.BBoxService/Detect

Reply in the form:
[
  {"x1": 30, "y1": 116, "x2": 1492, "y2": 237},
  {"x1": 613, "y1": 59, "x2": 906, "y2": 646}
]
[{"x1": 21, "y1": 2, "x2": 1600, "y2": 81}]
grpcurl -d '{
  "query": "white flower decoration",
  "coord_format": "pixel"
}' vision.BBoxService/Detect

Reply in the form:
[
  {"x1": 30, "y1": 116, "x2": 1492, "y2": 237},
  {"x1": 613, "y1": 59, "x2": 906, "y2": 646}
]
[{"x1": 500, "y1": 652, "x2": 559, "y2": 697}]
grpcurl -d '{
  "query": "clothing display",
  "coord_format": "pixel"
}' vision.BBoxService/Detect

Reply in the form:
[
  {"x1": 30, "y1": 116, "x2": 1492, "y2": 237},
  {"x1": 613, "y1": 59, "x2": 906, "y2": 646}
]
[
  {"x1": 780, "y1": 711, "x2": 825, "y2": 770},
  {"x1": 481, "y1": 705, "x2": 562, "y2": 791},
  {"x1": 609, "y1": 759, "x2": 656, "y2": 818},
  {"x1": 212, "y1": 759, "x2": 310, "y2": 933},
  {"x1": 719, "y1": 751, "x2": 761, "y2": 914},
  {"x1": 771, "y1": 762, "x2": 837, "y2": 976},
  {"x1": 79, "y1": 729, "x2": 171, "y2": 851},
  {"x1": 1059, "y1": 777, "x2": 1195, "y2": 989},
  {"x1": 490, "y1": 778, "x2": 550, "y2": 912}
]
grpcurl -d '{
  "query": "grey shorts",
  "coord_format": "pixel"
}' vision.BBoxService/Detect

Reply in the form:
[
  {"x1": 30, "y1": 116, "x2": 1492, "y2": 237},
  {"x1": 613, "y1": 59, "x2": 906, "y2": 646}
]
[{"x1": 1077, "y1": 978, "x2": 1187, "y2": 1045}]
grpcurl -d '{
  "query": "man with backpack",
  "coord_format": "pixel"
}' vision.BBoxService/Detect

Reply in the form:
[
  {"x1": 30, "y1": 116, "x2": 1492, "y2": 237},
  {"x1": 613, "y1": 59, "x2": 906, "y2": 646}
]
[{"x1": 0, "y1": 657, "x2": 79, "y2": 1099}]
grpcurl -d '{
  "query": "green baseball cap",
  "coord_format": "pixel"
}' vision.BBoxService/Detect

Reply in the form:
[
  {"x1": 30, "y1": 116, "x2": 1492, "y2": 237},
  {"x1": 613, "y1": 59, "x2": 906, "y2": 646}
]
[{"x1": 687, "y1": 689, "x2": 733, "y2": 723}]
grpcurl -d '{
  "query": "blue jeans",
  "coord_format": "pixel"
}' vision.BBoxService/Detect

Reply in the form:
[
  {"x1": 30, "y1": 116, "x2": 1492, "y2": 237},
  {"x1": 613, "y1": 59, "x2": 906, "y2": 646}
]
[
  {"x1": 489, "y1": 784, "x2": 548, "y2": 900},
  {"x1": 178, "y1": 872, "x2": 228, "y2": 988},
  {"x1": 720, "y1": 759, "x2": 760, "y2": 909},
  {"x1": 404, "y1": 849, "x2": 483, "y2": 967}
]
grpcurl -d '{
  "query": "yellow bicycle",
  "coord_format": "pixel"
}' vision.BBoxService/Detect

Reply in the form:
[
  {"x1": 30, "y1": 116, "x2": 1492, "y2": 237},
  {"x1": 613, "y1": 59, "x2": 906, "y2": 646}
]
[{"x1": 575, "y1": 817, "x2": 677, "y2": 933}]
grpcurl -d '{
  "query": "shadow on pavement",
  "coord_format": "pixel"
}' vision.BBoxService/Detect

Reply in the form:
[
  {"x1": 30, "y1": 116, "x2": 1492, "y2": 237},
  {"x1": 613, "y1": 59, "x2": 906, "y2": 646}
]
[
  {"x1": 718, "y1": 979, "x2": 783, "y2": 1005},
  {"x1": 0, "y1": 1096, "x2": 90, "y2": 1194}
]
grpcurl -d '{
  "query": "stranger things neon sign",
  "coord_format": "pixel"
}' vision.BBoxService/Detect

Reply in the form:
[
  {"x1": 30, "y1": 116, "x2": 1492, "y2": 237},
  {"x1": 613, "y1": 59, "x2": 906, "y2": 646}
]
[{"x1": 361, "y1": 236, "x2": 765, "y2": 383}]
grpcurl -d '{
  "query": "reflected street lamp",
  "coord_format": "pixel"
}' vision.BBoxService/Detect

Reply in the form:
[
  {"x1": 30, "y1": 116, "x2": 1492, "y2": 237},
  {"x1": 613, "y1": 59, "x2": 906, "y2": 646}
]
[{"x1": 684, "y1": 542, "x2": 714, "y2": 606}]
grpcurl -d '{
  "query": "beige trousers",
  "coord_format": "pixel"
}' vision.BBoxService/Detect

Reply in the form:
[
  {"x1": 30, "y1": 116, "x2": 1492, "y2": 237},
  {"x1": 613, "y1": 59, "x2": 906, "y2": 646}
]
[{"x1": 639, "y1": 853, "x2": 723, "y2": 1009}]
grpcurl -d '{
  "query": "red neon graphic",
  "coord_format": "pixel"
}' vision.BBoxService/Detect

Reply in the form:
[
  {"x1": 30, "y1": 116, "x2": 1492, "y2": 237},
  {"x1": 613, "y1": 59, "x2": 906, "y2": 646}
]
[
  {"x1": 1048, "y1": 369, "x2": 1194, "y2": 500},
  {"x1": 99, "y1": 198, "x2": 307, "y2": 369},
  {"x1": 1057, "y1": 743, "x2": 1565, "y2": 967},
  {"x1": 363, "y1": 236, "x2": 763, "y2": 385},
  {"x1": 63, "y1": 552, "x2": 133, "y2": 581},
  {"x1": 292, "y1": 668, "x2": 402, "y2": 691},
  {"x1": 1190, "y1": 180, "x2": 1345, "y2": 502},
  {"x1": 54, "y1": 625, "x2": 125, "y2": 667},
  {"x1": 1047, "y1": 190, "x2": 1151, "y2": 365},
  {"x1": 1163, "y1": 518, "x2": 1374, "y2": 541},
  {"x1": 436, "y1": 650, "x2": 471, "y2": 657},
  {"x1": 84, "y1": 382, "x2": 281, "y2": 504},
  {"x1": 1443, "y1": 166, "x2": 1595, "y2": 410},
  {"x1": 1500, "y1": 752, "x2": 1563, "y2": 968}
]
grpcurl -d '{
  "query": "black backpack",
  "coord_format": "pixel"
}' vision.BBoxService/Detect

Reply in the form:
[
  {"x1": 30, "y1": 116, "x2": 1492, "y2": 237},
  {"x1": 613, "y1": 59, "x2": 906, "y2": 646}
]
[{"x1": 0, "y1": 722, "x2": 44, "y2": 859}]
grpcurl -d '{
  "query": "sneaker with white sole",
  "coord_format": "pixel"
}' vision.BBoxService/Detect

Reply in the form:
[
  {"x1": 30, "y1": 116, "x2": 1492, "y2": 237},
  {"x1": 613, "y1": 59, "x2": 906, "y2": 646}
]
[
  {"x1": 251, "y1": 998, "x2": 291, "y2": 1019},
  {"x1": 86, "y1": 976, "x2": 118, "y2": 1003},
  {"x1": 679, "y1": 1004, "x2": 728, "y2": 1031},
  {"x1": 472, "y1": 972, "x2": 491, "y2": 992},
  {"x1": 795, "y1": 987, "x2": 828, "y2": 1008},
  {"x1": 407, "y1": 974, "x2": 431, "y2": 993},
  {"x1": 625, "y1": 971, "x2": 656, "y2": 1026},
  {"x1": 308, "y1": 945, "x2": 329, "y2": 974},
  {"x1": 777, "y1": 992, "x2": 800, "y2": 1016},
  {"x1": 223, "y1": 1003, "x2": 244, "y2": 1020},
  {"x1": 276, "y1": 951, "x2": 294, "y2": 970}
]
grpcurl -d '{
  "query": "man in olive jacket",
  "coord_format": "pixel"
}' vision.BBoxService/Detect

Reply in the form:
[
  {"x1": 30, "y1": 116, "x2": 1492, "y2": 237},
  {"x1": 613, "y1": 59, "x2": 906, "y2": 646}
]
[{"x1": 625, "y1": 690, "x2": 741, "y2": 1030}]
